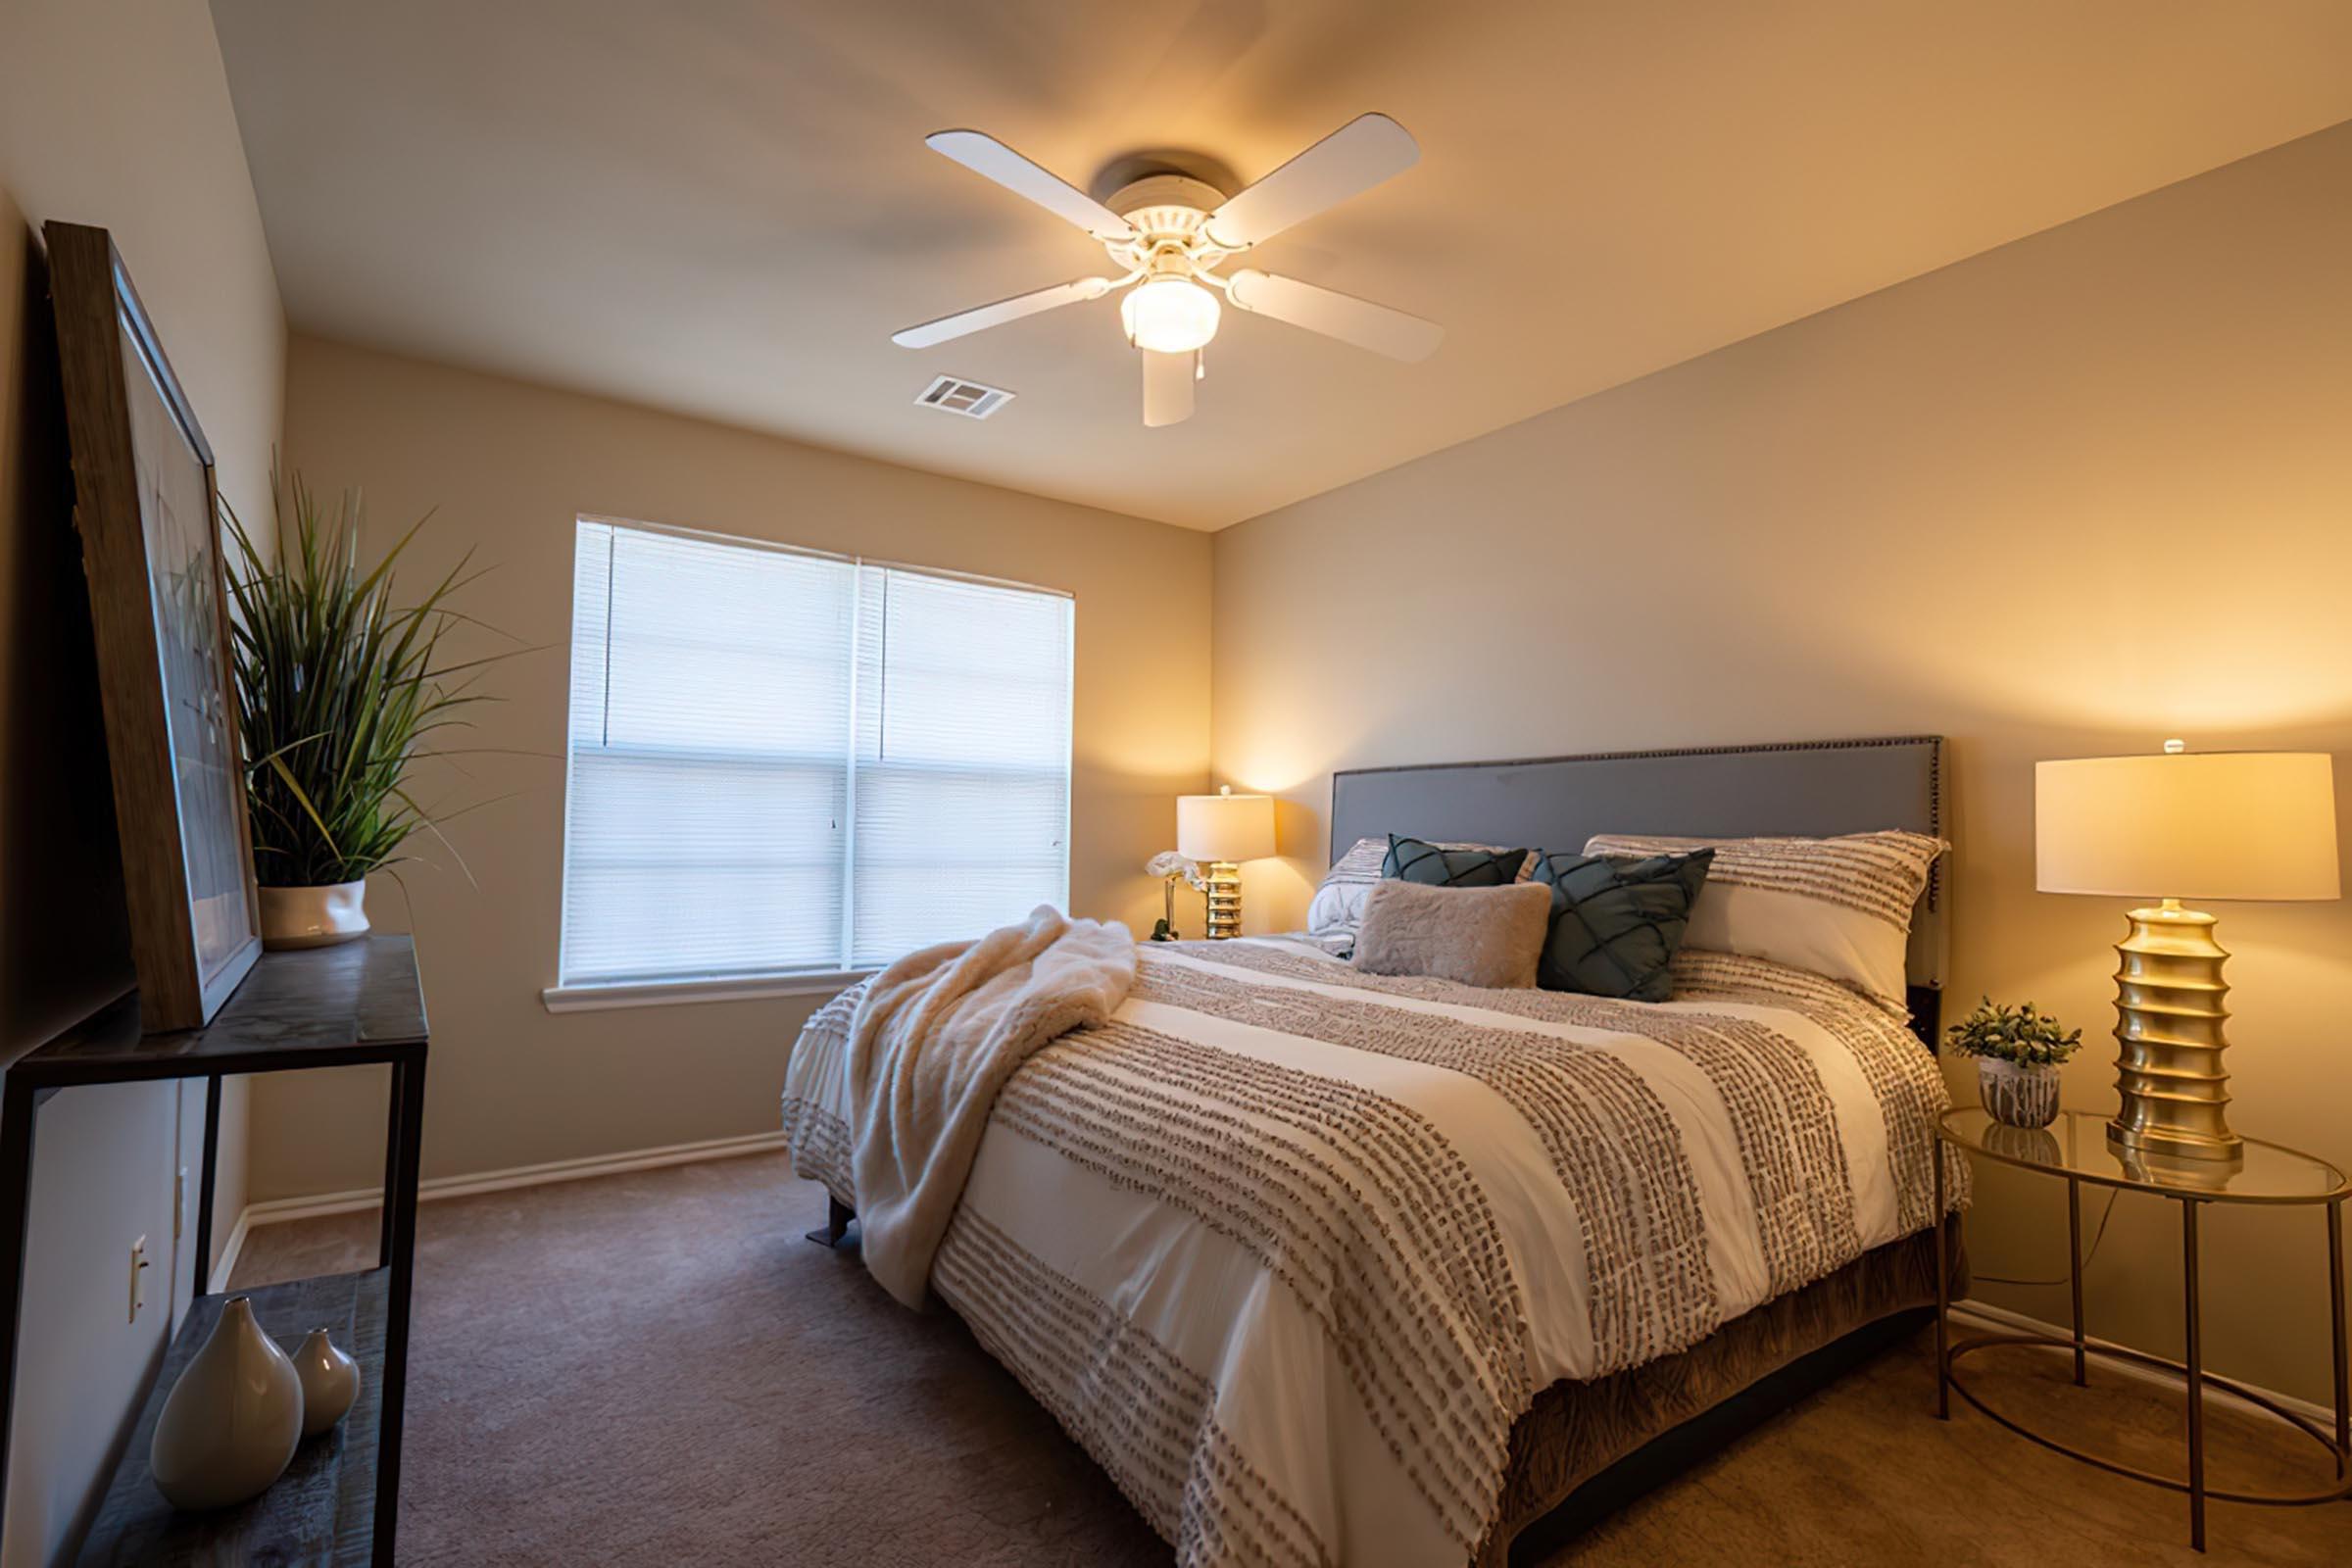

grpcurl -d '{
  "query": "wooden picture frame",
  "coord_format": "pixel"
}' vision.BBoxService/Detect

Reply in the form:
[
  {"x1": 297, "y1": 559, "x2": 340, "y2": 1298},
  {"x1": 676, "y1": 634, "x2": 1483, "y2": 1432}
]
[{"x1": 46, "y1": 221, "x2": 261, "y2": 1031}]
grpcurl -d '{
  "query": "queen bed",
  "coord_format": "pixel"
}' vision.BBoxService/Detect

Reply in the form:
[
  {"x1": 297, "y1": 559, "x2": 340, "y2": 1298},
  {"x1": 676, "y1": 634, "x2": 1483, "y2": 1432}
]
[{"x1": 781, "y1": 736, "x2": 1966, "y2": 1567}]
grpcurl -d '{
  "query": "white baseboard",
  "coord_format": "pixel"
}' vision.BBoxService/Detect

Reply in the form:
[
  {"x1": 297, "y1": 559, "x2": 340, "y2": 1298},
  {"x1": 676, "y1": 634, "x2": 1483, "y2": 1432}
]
[
  {"x1": 208, "y1": 1206, "x2": 253, "y2": 1291},
  {"x1": 1948, "y1": 1297, "x2": 2334, "y2": 1428},
  {"x1": 235, "y1": 1129, "x2": 790, "y2": 1231}
]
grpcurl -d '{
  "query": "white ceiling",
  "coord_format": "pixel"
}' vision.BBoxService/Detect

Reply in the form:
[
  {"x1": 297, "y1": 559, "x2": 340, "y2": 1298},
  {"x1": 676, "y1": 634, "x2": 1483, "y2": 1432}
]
[{"x1": 210, "y1": 1, "x2": 2352, "y2": 530}]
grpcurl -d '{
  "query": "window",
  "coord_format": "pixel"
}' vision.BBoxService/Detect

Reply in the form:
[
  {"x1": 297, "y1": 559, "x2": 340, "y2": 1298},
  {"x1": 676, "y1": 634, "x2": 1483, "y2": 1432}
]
[{"x1": 557, "y1": 517, "x2": 1072, "y2": 992}]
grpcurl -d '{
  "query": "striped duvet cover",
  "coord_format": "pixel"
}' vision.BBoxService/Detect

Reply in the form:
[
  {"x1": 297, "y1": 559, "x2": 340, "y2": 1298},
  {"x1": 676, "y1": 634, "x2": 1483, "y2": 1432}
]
[{"x1": 781, "y1": 937, "x2": 1960, "y2": 1568}]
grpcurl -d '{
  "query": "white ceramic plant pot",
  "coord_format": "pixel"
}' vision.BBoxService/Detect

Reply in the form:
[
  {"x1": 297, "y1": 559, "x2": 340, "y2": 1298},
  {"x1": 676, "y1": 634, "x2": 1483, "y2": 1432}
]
[
  {"x1": 258, "y1": 881, "x2": 369, "y2": 951},
  {"x1": 292, "y1": 1328, "x2": 362, "y2": 1438},
  {"x1": 151, "y1": 1297, "x2": 303, "y2": 1510},
  {"x1": 1979, "y1": 1057, "x2": 2062, "y2": 1130}
]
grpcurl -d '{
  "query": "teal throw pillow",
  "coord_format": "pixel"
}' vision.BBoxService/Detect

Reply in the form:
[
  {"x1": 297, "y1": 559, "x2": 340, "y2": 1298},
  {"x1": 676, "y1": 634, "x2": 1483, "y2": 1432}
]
[
  {"x1": 1529, "y1": 849, "x2": 1715, "y2": 1002},
  {"x1": 1383, "y1": 835, "x2": 1529, "y2": 888}
]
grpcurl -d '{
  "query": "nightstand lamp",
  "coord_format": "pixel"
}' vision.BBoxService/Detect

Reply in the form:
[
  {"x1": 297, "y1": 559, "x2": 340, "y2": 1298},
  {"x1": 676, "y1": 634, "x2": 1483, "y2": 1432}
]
[
  {"x1": 1177, "y1": 786, "x2": 1276, "y2": 940},
  {"x1": 2035, "y1": 741, "x2": 2338, "y2": 1164}
]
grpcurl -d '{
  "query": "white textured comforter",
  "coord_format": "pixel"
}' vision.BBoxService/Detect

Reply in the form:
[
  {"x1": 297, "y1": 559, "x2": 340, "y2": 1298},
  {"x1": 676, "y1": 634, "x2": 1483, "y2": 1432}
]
[{"x1": 781, "y1": 937, "x2": 1960, "y2": 1568}]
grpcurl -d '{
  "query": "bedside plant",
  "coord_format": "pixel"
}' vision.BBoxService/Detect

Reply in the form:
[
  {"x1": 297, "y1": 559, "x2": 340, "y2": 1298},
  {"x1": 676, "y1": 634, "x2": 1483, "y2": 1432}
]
[
  {"x1": 1943, "y1": 997, "x2": 2082, "y2": 1129},
  {"x1": 222, "y1": 473, "x2": 512, "y2": 950}
]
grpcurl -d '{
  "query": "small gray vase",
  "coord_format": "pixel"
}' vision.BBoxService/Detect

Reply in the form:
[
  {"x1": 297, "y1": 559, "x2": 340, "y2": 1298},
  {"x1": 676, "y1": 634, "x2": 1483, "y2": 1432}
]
[
  {"x1": 1979, "y1": 1057, "x2": 2062, "y2": 1129},
  {"x1": 151, "y1": 1298, "x2": 302, "y2": 1510},
  {"x1": 293, "y1": 1329, "x2": 362, "y2": 1438}
]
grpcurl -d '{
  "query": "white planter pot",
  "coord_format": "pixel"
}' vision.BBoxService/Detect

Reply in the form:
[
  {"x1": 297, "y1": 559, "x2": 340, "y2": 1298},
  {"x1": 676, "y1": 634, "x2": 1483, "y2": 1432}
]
[
  {"x1": 151, "y1": 1297, "x2": 302, "y2": 1510},
  {"x1": 1979, "y1": 1057, "x2": 2063, "y2": 1129},
  {"x1": 258, "y1": 881, "x2": 369, "y2": 951}
]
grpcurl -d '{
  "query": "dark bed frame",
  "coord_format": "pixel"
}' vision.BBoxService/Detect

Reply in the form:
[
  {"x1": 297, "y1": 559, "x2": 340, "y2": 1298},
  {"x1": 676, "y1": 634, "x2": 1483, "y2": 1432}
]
[{"x1": 812, "y1": 734, "x2": 1961, "y2": 1561}]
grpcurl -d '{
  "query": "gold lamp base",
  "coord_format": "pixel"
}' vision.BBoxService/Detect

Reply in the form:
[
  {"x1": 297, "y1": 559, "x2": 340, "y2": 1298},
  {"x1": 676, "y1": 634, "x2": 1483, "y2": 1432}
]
[
  {"x1": 2107, "y1": 899, "x2": 2242, "y2": 1165},
  {"x1": 1202, "y1": 860, "x2": 1242, "y2": 940}
]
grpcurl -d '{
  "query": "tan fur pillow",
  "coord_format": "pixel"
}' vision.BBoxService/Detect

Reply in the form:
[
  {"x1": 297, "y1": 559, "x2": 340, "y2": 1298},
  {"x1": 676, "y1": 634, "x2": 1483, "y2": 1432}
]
[{"x1": 1351, "y1": 879, "x2": 1552, "y2": 990}]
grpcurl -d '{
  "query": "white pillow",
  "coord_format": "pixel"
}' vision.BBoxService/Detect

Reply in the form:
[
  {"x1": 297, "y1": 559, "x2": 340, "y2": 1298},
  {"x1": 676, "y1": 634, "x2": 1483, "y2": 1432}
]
[
  {"x1": 1305, "y1": 837, "x2": 1388, "y2": 941},
  {"x1": 1581, "y1": 829, "x2": 1945, "y2": 1013}
]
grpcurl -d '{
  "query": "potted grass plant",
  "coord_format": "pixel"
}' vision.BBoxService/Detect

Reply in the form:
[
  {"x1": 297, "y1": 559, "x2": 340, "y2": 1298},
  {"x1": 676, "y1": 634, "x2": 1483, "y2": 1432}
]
[
  {"x1": 222, "y1": 474, "x2": 506, "y2": 949},
  {"x1": 1943, "y1": 997, "x2": 2082, "y2": 1129}
]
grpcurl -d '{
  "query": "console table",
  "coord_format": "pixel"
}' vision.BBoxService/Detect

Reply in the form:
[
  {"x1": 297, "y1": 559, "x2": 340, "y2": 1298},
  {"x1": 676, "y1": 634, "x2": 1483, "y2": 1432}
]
[{"x1": 0, "y1": 936, "x2": 428, "y2": 1566}]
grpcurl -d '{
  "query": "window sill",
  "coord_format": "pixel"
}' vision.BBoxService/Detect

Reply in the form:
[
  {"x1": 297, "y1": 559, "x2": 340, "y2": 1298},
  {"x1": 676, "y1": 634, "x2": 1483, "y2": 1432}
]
[{"x1": 541, "y1": 970, "x2": 873, "y2": 1014}]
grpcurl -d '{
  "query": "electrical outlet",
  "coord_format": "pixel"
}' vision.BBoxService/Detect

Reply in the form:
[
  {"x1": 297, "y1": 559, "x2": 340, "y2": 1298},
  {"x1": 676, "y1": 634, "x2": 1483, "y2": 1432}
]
[{"x1": 128, "y1": 1235, "x2": 150, "y2": 1323}]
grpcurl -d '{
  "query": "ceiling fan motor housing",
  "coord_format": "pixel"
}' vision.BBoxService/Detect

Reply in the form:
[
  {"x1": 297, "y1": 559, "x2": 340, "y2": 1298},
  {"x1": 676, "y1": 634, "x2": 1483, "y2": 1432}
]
[{"x1": 1106, "y1": 173, "x2": 1229, "y2": 244}]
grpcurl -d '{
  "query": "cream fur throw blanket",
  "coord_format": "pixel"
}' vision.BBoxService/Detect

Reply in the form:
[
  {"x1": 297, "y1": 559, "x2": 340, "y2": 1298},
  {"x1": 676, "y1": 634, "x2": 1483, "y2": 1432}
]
[{"x1": 845, "y1": 905, "x2": 1136, "y2": 1307}]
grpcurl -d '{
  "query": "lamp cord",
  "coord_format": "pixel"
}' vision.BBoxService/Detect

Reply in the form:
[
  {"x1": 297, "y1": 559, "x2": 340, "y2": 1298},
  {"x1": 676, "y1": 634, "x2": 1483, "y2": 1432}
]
[{"x1": 1971, "y1": 1187, "x2": 2121, "y2": 1288}]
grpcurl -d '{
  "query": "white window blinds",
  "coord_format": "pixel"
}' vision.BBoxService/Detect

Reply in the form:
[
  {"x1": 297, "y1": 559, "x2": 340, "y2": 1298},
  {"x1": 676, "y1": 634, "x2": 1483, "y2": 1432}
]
[{"x1": 560, "y1": 518, "x2": 1072, "y2": 987}]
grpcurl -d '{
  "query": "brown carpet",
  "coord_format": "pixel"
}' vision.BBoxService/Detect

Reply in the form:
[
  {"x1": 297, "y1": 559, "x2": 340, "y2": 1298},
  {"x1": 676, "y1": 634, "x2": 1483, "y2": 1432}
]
[{"x1": 231, "y1": 1153, "x2": 2351, "y2": 1566}]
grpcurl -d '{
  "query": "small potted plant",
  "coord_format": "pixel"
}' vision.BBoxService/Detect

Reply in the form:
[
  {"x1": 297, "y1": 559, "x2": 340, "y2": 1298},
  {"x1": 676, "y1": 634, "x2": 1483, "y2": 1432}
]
[{"x1": 1943, "y1": 997, "x2": 2082, "y2": 1128}]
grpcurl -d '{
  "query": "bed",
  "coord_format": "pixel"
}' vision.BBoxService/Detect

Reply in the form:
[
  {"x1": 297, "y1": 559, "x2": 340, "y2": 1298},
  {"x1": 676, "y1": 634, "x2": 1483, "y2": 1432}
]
[{"x1": 781, "y1": 735, "x2": 1966, "y2": 1567}]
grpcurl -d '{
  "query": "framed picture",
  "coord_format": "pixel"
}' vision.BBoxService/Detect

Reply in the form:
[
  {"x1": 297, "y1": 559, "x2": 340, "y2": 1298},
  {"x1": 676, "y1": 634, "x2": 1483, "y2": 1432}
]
[{"x1": 46, "y1": 221, "x2": 261, "y2": 1031}]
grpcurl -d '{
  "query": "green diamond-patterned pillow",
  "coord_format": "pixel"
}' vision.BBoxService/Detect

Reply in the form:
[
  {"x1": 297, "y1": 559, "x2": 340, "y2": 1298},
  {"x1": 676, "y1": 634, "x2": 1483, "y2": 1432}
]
[
  {"x1": 1530, "y1": 849, "x2": 1715, "y2": 1001},
  {"x1": 1383, "y1": 835, "x2": 1529, "y2": 888}
]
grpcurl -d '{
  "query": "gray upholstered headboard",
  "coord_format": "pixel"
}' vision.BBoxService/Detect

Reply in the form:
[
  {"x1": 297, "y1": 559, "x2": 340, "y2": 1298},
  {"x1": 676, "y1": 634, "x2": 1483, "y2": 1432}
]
[{"x1": 1328, "y1": 735, "x2": 1947, "y2": 1042}]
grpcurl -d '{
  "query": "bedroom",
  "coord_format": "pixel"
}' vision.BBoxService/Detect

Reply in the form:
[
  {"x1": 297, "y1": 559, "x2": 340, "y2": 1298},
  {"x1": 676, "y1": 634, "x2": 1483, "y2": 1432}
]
[{"x1": 2, "y1": 1, "x2": 2348, "y2": 1564}]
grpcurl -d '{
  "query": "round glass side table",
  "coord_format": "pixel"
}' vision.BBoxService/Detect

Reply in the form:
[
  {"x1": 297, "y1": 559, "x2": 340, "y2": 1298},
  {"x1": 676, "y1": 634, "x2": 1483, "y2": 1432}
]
[{"x1": 1934, "y1": 1107, "x2": 2350, "y2": 1552}]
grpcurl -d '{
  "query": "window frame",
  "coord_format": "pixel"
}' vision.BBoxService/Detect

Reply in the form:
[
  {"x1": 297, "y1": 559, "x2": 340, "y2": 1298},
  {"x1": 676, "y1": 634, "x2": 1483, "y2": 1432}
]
[{"x1": 543, "y1": 513, "x2": 1074, "y2": 1012}]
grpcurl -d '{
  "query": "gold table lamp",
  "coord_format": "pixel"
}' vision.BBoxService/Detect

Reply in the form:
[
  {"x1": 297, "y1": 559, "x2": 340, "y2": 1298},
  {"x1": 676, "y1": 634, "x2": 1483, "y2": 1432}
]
[
  {"x1": 2035, "y1": 743, "x2": 2339, "y2": 1164},
  {"x1": 1177, "y1": 787, "x2": 1276, "y2": 940}
]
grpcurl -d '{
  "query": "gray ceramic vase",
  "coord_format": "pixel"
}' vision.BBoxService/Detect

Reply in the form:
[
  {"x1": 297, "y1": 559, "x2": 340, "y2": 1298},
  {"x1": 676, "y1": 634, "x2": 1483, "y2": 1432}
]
[
  {"x1": 1979, "y1": 1057, "x2": 2062, "y2": 1129},
  {"x1": 293, "y1": 1328, "x2": 362, "y2": 1438},
  {"x1": 150, "y1": 1297, "x2": 303, "y2": 1510}
]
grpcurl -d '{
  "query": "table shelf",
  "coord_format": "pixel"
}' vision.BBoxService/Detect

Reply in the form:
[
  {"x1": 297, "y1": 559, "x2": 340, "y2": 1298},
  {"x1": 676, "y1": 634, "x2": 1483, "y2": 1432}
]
[
  {"x1": 10, "y1": 937, "x2": 428, "y2": 1090},
  {"x1": 76, "y1": 1269, "x2": 389, "y2": 1566},
  {"x1": 2, "y1": 938, "x2": 428, "y2": 1568}
]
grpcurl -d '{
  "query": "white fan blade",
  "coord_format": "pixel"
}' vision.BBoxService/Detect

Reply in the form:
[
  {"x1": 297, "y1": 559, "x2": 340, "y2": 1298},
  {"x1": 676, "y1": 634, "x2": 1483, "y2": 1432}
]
[
  {"x1": 925, "y1": 129, "x2": 1136, "y2": 240},
  {"x1": 1226, "y1": 270, "x2": 1442, "y2": 362},
  {"x1": 1203, "y1": 114, "x2": 1420, "y2": 248},
  {"x1": 892, "y1": 276, "x2": 1115, "y2": 348},
  {"x1": 1142, "y1": 350, "x2": 1195, "y2": 426}
]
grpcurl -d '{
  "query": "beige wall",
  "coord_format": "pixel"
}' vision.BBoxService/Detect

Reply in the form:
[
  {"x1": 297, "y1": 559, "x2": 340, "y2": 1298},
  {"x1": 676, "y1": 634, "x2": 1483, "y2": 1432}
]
[
  {"x1": 0, "y1": 2, "x2": 285, "y2": 1560},
  {"x1": 1212, "y1": 122, "x2": 2352, "y2": 1406},
  {"x1": 253, "y1": 335, "x2": 1211, "y2": 1200}
]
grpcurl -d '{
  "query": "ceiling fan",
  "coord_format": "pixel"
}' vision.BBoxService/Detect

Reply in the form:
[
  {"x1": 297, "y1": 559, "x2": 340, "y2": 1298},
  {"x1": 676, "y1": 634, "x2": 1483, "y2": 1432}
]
[{"x1": 891, "y1": 114, "x2": 1442, "y2": 427}]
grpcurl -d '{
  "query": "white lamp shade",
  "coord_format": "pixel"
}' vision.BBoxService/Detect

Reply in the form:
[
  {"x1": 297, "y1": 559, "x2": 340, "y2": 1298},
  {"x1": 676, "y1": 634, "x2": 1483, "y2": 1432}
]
[
  {"x1": 1177, "y1": 792, "x2": 1276, "y2": 863},
  {"x1": 2035, "y1": 751, "x2": 2340, "y2": 902}
]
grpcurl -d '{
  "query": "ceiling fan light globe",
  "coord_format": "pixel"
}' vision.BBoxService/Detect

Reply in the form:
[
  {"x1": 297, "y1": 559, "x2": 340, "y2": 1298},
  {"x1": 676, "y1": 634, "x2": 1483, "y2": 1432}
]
[{"x1": 1120, "y1": 277, "x2": 1220, "y2": 354}]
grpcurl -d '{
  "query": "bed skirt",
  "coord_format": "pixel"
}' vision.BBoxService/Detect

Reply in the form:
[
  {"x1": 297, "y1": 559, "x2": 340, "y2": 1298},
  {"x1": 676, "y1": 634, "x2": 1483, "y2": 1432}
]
[{"x1": 1475, "y1": 1224, "x2": 1968, "y2": 1566}]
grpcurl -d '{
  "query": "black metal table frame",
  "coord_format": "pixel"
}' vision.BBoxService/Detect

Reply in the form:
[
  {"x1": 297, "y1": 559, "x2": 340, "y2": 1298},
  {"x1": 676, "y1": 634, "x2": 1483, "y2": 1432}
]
[
  {"x1": 1933, "y1": 1124, "x2": 2351, "y2": 1552},
  {"x1": 0, "y1": 1012, "x2": 426, "y2": 1566}
]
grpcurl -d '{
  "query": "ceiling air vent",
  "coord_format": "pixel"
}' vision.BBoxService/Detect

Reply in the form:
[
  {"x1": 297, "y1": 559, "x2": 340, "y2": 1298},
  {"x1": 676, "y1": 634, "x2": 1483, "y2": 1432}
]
[{"x1": 915, "y1": 374, "x2": 1014, "y2": 419}]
